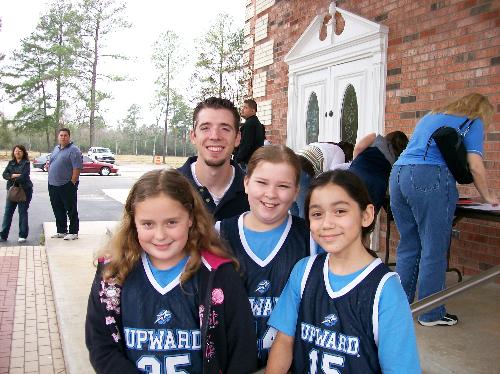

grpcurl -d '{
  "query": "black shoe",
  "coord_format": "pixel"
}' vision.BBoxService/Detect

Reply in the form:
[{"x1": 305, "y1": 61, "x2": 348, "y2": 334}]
[{"x1": 418, "y1": 313, "x2": 458, "y2": 326}]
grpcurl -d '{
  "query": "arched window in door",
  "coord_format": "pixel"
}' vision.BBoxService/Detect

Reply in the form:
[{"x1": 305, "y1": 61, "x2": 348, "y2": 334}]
[
  {"x1": 341, "y1": 84, "x2": 358, "y2": 145},
  {"x1": 306, "y1": 92, "x2": 319, "y2": 144}
]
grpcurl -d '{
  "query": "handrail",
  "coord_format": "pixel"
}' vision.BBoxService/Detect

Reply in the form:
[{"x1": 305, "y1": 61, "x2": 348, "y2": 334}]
[{"x1": 410, "y1": 265, "x2": 500, "y2": 316}]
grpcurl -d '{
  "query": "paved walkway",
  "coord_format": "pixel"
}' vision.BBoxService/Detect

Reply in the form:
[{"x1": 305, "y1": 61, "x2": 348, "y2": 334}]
[
  {"x1": 0, "y1": 246, "x2": 65, "y2": 374},
  {"x1": 1, "y1": 222, "x2": 499, "y2": 373}
]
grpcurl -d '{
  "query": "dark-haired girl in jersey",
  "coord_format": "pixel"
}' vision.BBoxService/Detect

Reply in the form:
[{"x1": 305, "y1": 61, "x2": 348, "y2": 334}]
[
  {"x1": 217, "y1": 145, "x2": 313, "y2": 369},
  {"x1": 85, "y1": 169, "x2": 257, "y2": 373},
  {"x1": 266, "y1": 170, "x2": 420, "y2": 373}
]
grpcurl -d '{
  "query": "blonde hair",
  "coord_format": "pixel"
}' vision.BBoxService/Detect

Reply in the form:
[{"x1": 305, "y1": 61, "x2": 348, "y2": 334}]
[
  {"x1": 246, "y1": 145, "x2": 301, "y2": 186},
  {"x1": 432, "y1": 93, "x2": 494, "y2": 126},
  {"x1": 100, "y1": 169, "x2": 235, "y2": 285}
]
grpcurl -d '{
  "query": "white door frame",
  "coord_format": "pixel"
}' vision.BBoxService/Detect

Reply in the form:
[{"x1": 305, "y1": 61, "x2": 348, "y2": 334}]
[
  {"x1": 296, "y1": 68, "x2": 329, "y2": 146},
  {"x1": 285, "y1": 8, "x2": 388, "y2": 151}
]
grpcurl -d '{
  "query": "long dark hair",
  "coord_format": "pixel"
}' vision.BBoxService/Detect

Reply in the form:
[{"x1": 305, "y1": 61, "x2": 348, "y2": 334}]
[
  {"x1": 385, "y1": 131, "x2": 409, "y2": 160},
  {"x1": 11, "y1": 145, "x2": 29, "y2": 161},
  {"x1": 304, "y1": 170, "x2": 376, "y2": 253}
]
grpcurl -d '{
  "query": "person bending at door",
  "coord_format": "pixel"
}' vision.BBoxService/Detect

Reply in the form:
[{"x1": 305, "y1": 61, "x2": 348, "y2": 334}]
[
  {"x1": 292, "y1": 141, "x2": 354, "y2": 218},
  {"x1": 349, "y1": 131, "x2": 408, "y2": 212}
]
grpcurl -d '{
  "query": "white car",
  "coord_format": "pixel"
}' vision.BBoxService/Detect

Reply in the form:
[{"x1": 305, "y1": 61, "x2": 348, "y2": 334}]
[{"x1": 87, "y1": 147, "x2": 116, "y2": 164}]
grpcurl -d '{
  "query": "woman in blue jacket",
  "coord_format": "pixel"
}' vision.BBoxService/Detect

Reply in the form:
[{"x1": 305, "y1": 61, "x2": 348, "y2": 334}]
[
  {"x1": 1, "y1": 145, "x2": 33, "y2": 243},
  {"x1": 389, "y1": 93, "x2": 497, "y2": 327}
]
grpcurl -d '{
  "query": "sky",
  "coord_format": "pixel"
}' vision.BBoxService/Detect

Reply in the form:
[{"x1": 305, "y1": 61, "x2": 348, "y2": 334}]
[{"x1": 0, "y1": 0, "x2": 246, "y2": 127}]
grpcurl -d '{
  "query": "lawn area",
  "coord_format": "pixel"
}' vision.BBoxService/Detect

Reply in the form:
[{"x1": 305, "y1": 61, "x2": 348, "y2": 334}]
[{"x1": 115, "y1": 154, "x2": 188, "y2": 168}]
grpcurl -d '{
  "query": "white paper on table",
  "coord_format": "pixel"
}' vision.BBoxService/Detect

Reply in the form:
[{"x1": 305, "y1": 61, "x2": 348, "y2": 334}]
[{"x1": 461, "y1": 203, "x2": 500, "y2": 212}]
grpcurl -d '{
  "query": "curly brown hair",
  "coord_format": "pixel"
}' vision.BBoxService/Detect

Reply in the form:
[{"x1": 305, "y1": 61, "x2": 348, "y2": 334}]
[{"x1": 101, "y1": 169, "x2": 235, "y2": 285}]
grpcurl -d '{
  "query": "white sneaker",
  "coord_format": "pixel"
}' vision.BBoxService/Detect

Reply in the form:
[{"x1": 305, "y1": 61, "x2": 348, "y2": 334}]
[
  {"x1": 51, "y1": 233, "x2": 66, "y2": 238},
  {"x1": 18, "y1": 238, "x2": 27, "y2": 243},
  {"x1": 418, "y1": 313, "x2": 458, "y2": 327},
  {"x1": 63, "y1": 234, "x2": 78, "y2": 240}
]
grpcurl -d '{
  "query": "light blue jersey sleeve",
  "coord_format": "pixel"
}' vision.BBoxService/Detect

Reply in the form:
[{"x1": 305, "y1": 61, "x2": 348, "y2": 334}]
[
  {"x1": 378, "y1": 275, "x2": 421, "y2": 373},
  {"x1": 267, "y1": 257, "x2": 310, "y2": 336}
]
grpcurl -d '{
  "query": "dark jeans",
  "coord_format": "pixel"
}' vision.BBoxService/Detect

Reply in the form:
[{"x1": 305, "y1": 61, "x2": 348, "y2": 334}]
[
  {"x1": 1, "y1": 188, "x2": 33, "y2": 239},
  {"x1": 48, "y1": 181, "x2": 79, "y2": 234}
]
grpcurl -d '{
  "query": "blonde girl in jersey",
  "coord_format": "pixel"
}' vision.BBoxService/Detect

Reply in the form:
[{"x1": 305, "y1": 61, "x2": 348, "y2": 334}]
[
  {"x1": 85, "y1": 169, "x2": 257, "y2": 373},
  {"x1": 218, "y1": 145, "x2": 313, "y2": 368}
]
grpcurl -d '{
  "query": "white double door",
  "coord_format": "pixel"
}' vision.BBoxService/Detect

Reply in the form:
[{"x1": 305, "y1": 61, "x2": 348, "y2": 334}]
[{"x1": 295, "y1": 57, "x2": 371, "y2": 151}]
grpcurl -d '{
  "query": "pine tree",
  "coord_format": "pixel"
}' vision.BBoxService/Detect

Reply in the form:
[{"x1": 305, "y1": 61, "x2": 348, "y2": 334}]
[
  {"x1": 151, "y1": 30, "x2": 185, "y2": 162},
  {"x1": 79, "y1": 0, "x2": 131, "y2": 147},
  {"x1": 190, "y1": 13, "x2": 246, "y2": 104}
]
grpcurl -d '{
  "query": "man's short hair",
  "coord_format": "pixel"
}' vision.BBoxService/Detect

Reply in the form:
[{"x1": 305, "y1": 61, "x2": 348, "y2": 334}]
[
  {"x1": 244, "y1": 99, "x2": 257, "y2": 112},
  {"x1": 192, "y1": 97, "x2": 240, "y2": 131},
  {"x1": 58, "y1": 127, "x2": 71, "y2": 136}
]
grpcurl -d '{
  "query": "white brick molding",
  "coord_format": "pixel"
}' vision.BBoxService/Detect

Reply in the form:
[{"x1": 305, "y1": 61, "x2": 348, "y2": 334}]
[
  {"x1": 256, "y1": 0, "x2": 275, "y2": 15},
  {"x1": 257, "y1": 99, "x2": 272, "y2": 125},
  {"x1": 254, "y1": 40, "x2": 274, "y2": 69},
  {"x1": 253, "y1": 71, "x2": 267, "y2": 98},
  {"x1": 255, "y1": 14, "x2": 269, "y2": 42}
]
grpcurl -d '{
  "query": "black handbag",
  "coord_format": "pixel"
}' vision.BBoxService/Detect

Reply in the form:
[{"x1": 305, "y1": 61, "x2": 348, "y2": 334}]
[
  {"x1": 424, "y1": 118, "x2": 475, "y2": 184},
  {"x1": 7, "y1": 182, "x2": 27, "y2": 202}
]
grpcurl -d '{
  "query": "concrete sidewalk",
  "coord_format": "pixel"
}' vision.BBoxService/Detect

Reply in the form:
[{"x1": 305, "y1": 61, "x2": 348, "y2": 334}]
[
  {"x1": 1, "y1": 221, "x2": 499, "y2": 373},
  {"x1": 43, "y1": 221, "x2": 118, "y2": 374}
]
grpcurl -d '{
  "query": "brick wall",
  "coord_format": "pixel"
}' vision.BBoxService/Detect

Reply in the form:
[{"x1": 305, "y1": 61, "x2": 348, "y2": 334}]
[{"x1": 245, "y1": 0, "x2": 500, "y2": 275}]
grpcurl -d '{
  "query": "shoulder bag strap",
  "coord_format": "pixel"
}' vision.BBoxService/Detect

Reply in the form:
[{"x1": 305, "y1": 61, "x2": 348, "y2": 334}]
[{"x1": 460, "y1": 118, "x2": 475, "y2": 137}]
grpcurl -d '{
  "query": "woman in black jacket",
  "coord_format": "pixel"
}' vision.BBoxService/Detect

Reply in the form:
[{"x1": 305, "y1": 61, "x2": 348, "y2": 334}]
[{"x1": 1, "y1": 145, "x2": 33, "y2": 243}]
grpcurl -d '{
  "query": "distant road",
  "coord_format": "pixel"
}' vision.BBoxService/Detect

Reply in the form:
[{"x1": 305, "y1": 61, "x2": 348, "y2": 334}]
[{"x1": 0, "y1": 162, "x2": 168, "y2": 246}]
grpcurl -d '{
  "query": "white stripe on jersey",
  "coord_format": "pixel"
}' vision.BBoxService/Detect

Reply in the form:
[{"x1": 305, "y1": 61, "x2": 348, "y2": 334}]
[
  {"x1": 323, "y1": 256, "x2": 382, "y2": 299},
  {"x1": 300, "y1": 255, "x2": 318, "y2": 298},
  {"x1": 141, "y1": 253, "x2": 182, "y2": 295},
  {"x1": 238, "y1": 213, "x2": 293, "y2": 267},
  {"x1": 372, "y1": 271, "x2": 398, "y2": 346}
]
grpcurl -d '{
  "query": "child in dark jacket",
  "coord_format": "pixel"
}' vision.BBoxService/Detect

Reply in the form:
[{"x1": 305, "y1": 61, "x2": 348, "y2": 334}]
[{"x1": 85, "y1": 169, "x2": 258, "y2": 373}]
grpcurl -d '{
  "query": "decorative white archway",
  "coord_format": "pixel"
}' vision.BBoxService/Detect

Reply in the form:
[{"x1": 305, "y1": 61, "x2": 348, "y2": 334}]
[{"x1": 284, "y1": 7, "x2": 388, "y2": 151}]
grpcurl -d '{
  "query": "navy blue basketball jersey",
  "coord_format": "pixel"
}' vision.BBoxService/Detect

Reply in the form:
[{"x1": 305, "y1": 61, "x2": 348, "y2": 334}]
[
  {"x1": 121, "y1": 253, "x2": 202, "y2": 373},
  {"x1": 219, "y1": 213, "x2": 310, "y2": 367},
  {"x1": 293, "y1": 253, "x2": 394, "y2": 374}
]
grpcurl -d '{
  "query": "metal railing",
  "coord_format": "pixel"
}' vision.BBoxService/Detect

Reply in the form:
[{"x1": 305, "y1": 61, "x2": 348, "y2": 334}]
[{"x1": 410, "y1": 265, "x2": 500, "y2": 316}]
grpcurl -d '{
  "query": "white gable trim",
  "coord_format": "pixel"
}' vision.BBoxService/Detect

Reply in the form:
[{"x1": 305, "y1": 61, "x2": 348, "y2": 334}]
[{"x1": 285, "y1": 8, "x2": 388, "y2": 151}]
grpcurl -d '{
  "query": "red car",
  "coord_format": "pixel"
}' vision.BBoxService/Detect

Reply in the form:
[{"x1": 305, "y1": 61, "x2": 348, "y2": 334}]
[{"x1": 82, "y1": 156, "x2": 118, "y2": 175}]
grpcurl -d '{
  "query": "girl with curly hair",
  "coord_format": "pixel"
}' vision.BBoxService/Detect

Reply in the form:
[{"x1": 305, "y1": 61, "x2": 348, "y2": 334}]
[{"x1": 85, "y1": 169, "x2": 257, "y2": 373}]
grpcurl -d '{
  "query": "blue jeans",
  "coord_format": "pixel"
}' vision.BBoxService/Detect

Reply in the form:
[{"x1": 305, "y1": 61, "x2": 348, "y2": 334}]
[
  {"x1": 389, "y1": 164, "x2": 458, "y2": 322},
  {"x1": 1, "y1": 188, "x2": 33, "y2": 239},
  {"x1": 290, "y1": 171, "x2": 312, "y2": 218}
]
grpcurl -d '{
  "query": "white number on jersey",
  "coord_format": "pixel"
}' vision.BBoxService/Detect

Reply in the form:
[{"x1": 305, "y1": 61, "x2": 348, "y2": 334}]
[
  {"x1": 137, "y1": 354, "x2": 190, "y2": 374},
  {"x1": 309, "y1": 349, "x2": 345, "y2": 374}
]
